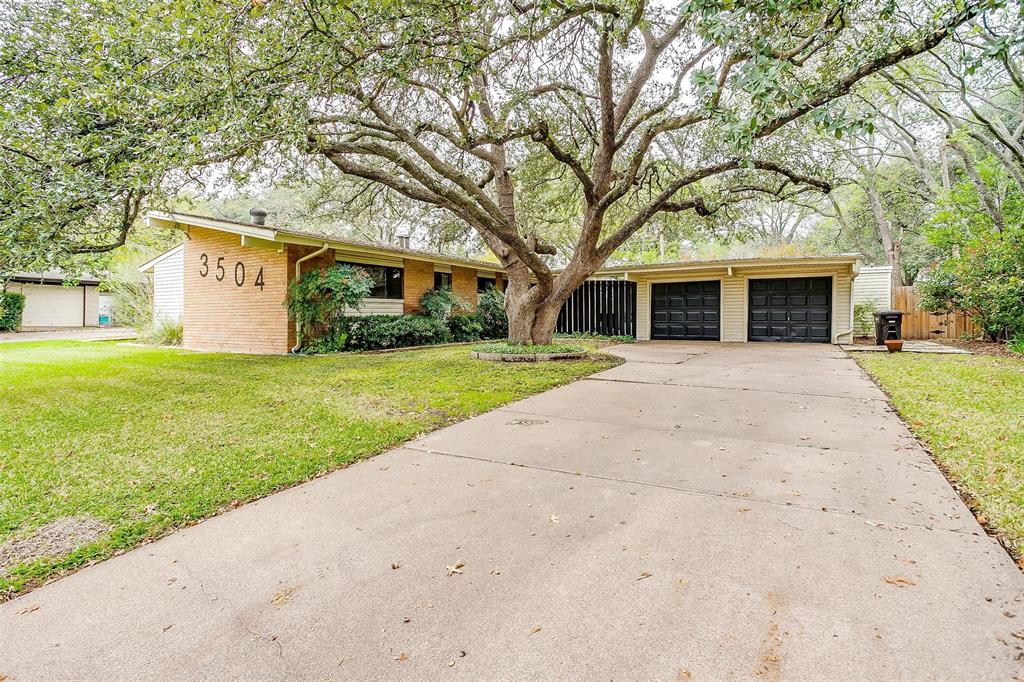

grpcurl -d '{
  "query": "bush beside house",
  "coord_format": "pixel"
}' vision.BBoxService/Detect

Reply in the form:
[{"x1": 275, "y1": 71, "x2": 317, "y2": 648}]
[
  {"x1": 0, "y1": 292, "x2": 26, "y2": 331},
  {"x1": 285, "y1": 264, "x2": 509, "y2": 353}
]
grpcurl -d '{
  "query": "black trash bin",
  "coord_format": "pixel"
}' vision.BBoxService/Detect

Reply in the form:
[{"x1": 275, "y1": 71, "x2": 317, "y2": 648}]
[{"x1": 874, "y1": 310, "x2": 905, "y2": 345}]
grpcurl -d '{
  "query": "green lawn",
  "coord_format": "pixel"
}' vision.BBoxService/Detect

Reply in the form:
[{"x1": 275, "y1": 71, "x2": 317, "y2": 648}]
[
  {"x1": 0, "y1": 340, "x2": 619, "y2": 598},
  {"x1": 855, "y1": 352, "x2": 1024, "y2": 559}
]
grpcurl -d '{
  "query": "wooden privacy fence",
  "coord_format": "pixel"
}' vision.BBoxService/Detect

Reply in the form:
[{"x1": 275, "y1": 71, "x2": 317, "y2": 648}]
[
  {"x1": 893, "y1": 286, "x2": 979, "y2": 340},
  {"x1": 557, "y1": 279, "x2": 637, "y2": 337}
]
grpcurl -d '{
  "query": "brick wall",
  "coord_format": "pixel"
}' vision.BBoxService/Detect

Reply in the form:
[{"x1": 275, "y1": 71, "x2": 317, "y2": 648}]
[
  {"x1": 286, "y1": 244, "x2": 337, "y2": 349},
  {"x1": 452, "y1": 266, "x2": 478, "y2": 310},
  {"x1": 182, "y1": 228, "x2": 294, "y2": 354},
  {"x1": 403, "y1": 259, "x2": 435, "y2": 314},
  {"x1": 183, "y1": 228, "x2": 497, "y2": 351}
]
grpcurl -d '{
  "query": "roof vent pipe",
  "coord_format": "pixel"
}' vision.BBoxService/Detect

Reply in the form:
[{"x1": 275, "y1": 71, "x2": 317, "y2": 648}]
[
  {"x1": 397, "y1": 235, "x2": 410, "y2": 250},
  {"x1": 249, "y1": 207, "x2": 268, "y2": 225}
]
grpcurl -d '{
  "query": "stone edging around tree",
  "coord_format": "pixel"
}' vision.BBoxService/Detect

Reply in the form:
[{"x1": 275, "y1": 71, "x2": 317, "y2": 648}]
[{"x1": 469, "y1": 350, "x2": 588, "y2": 363}]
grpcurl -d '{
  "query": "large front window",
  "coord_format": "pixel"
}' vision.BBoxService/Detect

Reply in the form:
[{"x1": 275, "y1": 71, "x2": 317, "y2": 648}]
[{"x1": 338, "y1": 261, "x2": 403, "y2": 299}]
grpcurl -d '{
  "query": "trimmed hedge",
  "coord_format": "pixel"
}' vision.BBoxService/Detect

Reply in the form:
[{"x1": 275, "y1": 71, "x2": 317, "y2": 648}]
[
  {"x1": 344, "y1": 314, "x2": 452, "y2": 351},
  {"x1": 0, "y1": 292, "x2": 26, "y2": 331},
  {"x1": 449, "y1": 314, "x2": 483, "y2": 342}
]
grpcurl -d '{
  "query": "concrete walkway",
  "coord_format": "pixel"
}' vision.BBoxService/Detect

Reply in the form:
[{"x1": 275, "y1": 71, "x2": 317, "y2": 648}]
[{"x1": 1, "y1": 343, "x2": 1021, "y2": 680}]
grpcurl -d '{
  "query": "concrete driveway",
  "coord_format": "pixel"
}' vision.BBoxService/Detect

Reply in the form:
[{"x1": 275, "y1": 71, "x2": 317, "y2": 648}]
[
  {"x1": 1, "y1": 342, "x2": 1022, "y2": 680},
  {"x1": 0, "y1": 327, "x2": 136, "y2": 343}
]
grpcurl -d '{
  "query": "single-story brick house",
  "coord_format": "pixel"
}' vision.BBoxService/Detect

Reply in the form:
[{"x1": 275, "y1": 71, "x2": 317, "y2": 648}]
[
  {"x1": 143, "y1": 210, "x2": 872, "y2": 353},
  {"x1": 142, "y1": 211, "x2": 506, "y2": 354}
]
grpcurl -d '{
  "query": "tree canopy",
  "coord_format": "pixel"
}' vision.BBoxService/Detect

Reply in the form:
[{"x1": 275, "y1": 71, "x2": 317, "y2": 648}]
[{"x1": 0, "y1": 0, "x2": 1000, "y2": 341}]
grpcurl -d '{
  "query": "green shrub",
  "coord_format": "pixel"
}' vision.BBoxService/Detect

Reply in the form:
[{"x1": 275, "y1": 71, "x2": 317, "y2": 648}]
[
  {"x1": 142, "y1": 318, "x2": 183, "y2": 346},
  {"x1": 919, "y1": 229, "x2": 1024, "y2": 341},
  {"x1": 0, "y1": 292, "x2": 25, "y2": 331},
  {"x1": 853, "y1": 302, "x2": 878, "y2": 335},
  {"x1": 472, "y1": 342, "x2": 584, "y2": 355},
  {"x1": 419, "y1": 287, "x2": 470, "y2": 321},
  {"x1": 1009, "y1": 337, "x2": 1024, "y2": 356},
  {"x1": 477, "y1": 288, "x2": 508, "y2": 339},
  {"x1": 448, "y1": 314, "x2": 483, "y2": 342},
  {"x1": 286, "y1": 264, "x2": 375, "y2": 352},
  {"x1": 345, "y1": 314, "x2": 451, "y2": 350}
]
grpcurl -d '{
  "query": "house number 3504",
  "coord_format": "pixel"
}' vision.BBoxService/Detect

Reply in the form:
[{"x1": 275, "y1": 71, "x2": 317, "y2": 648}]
[{"x1": 199, "y1": 254, "x2": 265, "y2": 290}]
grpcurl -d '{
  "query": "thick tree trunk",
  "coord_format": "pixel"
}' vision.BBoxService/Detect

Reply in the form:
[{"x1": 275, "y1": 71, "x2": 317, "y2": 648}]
[
  {"x1": 504, "y1": 294, "x2": 567, "y2": 345},
  {"x1": 506, "y1": 295, "x2": 539, "y2": 344},
  {"x1": 503, "y1": 262, "x2": 585, "y2": 345}
]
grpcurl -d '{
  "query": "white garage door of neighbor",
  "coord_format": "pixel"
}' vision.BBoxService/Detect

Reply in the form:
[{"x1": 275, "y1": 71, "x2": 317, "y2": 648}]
[{"x1": 19, "y1": 283, "x2": 86, "y2": 327}]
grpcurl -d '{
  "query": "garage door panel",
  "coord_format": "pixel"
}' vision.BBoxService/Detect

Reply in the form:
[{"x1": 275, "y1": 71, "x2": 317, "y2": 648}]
[
  {"x1": 16, "y1": 283, "x2": 86, "y2": 327},
  {"x1": 651, "y1": 280, "x2": 720, "y2": 341},
  {"x1": 748, "y1": 277, "x2": 832, "y2": 343}
]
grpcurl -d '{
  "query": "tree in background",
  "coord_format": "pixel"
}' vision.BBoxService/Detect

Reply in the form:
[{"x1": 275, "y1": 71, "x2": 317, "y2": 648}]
[{"x1": 0, "y1": 0, "x2": 995, "y2": 343}]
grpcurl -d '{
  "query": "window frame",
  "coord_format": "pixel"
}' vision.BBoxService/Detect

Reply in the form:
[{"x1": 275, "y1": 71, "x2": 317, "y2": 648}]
[
  {"x1": 433, "y1": 271, "x2": 452, "y2": 291},
  {"x1": 337, "y1": 260, "x2": 404, "y2": 300}
]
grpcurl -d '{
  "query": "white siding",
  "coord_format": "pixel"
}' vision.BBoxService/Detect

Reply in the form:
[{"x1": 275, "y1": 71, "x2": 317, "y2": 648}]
[
  {"x1": 153, "y1": 247, "x2": 184, "y2": 322},
  {"x1": 9, "y1": 282, "x2": 96, "y2": 327},
  {"x1": 721, "y1": 277, "x2": 746, "y2": 342},
  {"x1": 852, "y1": 266, "x2": 892, "y2": 327},
  {"x1": 852, "y1": 267, "x2": 892, "y2": 307},
  {"x1": 84, "y1": 286, "x2": 99, "y2": 326},
  {"x1": 344, "y1": 299, "x2": 404, "y2": 316}
]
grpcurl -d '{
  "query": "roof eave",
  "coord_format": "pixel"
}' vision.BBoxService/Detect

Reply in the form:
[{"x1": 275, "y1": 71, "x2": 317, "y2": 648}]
[{"x1": 146, "y1": 211, "x2": 503, "y2": 273}]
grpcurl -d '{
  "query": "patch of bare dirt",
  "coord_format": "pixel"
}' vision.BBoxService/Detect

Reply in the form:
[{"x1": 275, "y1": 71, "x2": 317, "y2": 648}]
[
  {"x1": 0, "y1": 517, "x2": 110, "y2": 574},
  {"x1": 935, "y1": 339, "x2": 1021, "y2": 358}
]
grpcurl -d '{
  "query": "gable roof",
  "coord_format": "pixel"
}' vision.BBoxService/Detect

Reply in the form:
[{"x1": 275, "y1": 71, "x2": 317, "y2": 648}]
[
  {"x1": 137, "y1": 243, "x2": 184, "y2": 273},
  {"x1": 145, "y1": 211, "x2": 503, "y2": 273}
]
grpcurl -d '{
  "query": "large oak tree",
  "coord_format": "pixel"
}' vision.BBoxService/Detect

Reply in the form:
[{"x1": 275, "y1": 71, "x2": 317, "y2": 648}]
[{"x1": 1, "y1": 0, "x2": 994, "y2": 342}]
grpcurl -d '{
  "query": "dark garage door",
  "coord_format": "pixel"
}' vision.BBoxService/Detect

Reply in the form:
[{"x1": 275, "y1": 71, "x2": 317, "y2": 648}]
[
  {"x1": 748, "y1": 277, "x2": 831, "y2": 343},
  {"x1": 651, "y1": 281, "x2": 720, "y2": 340}
]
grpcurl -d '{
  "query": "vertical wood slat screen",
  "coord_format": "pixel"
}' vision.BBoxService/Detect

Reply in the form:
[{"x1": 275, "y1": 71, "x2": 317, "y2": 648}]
[
  {"x1": 893, "y1": 286, "x2": 979, "y2": 340},
  {"x1": 556, "y1": 280, "x2": 637, "y2": 337}
]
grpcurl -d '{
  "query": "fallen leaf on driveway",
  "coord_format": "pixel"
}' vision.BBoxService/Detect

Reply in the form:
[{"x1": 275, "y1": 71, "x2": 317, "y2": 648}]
[
  {"x1": 549, "y1": 515, "x2": 560, "y2": 524},
  {"x1": 737, "y1": 507, "x2": 751, "y2": 513},
  {"x1": 883, "y1": 576, "x2": 916, "y2": 587},
  {"x1": 271, "y1": 587, "x2": 297, "y2": 605},
  {"x1": 446, "y1": 561, "x2": 465, "y2": 576},
  {"x1": 394, "y1": 652, "x2": 408, "y2": 661},
  {"x1": 528, "y1": 626, "x2": 543, "y2": 635},
  {"x1": 637, "y1": 571, "x2": 653, "y2": 581},
  {"x1": 17, "y1": 604, "x2": 39, "y2": 615},
  {"x1": 678, "y1": 669, "x2": 692, "y2": 680}
]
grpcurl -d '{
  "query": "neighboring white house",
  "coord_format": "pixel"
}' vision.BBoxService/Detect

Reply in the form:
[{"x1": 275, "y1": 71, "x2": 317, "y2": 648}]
[
  {"x1": 5, "y1": 271, "x2": 100, "y2": 328},
  {"x1": 138, "y1": 244, "x2": 185, "y2": 323},
  {"x1": 851, "y1": 265, "x2": 894, "y2": 333}
]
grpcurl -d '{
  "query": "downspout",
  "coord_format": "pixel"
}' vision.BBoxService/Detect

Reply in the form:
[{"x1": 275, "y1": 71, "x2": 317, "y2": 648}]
[{"x1": 290, "y1": 242, "x2": 330, "y2": 354}]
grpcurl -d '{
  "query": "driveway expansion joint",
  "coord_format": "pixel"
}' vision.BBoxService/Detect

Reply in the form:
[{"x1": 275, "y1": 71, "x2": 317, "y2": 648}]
[
  {"x1": 583, "y1": 376, "x2": 890, "y2": 401},
  {"x1": 402, "y1": 444, "x2": 987, "y2": 539}
]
